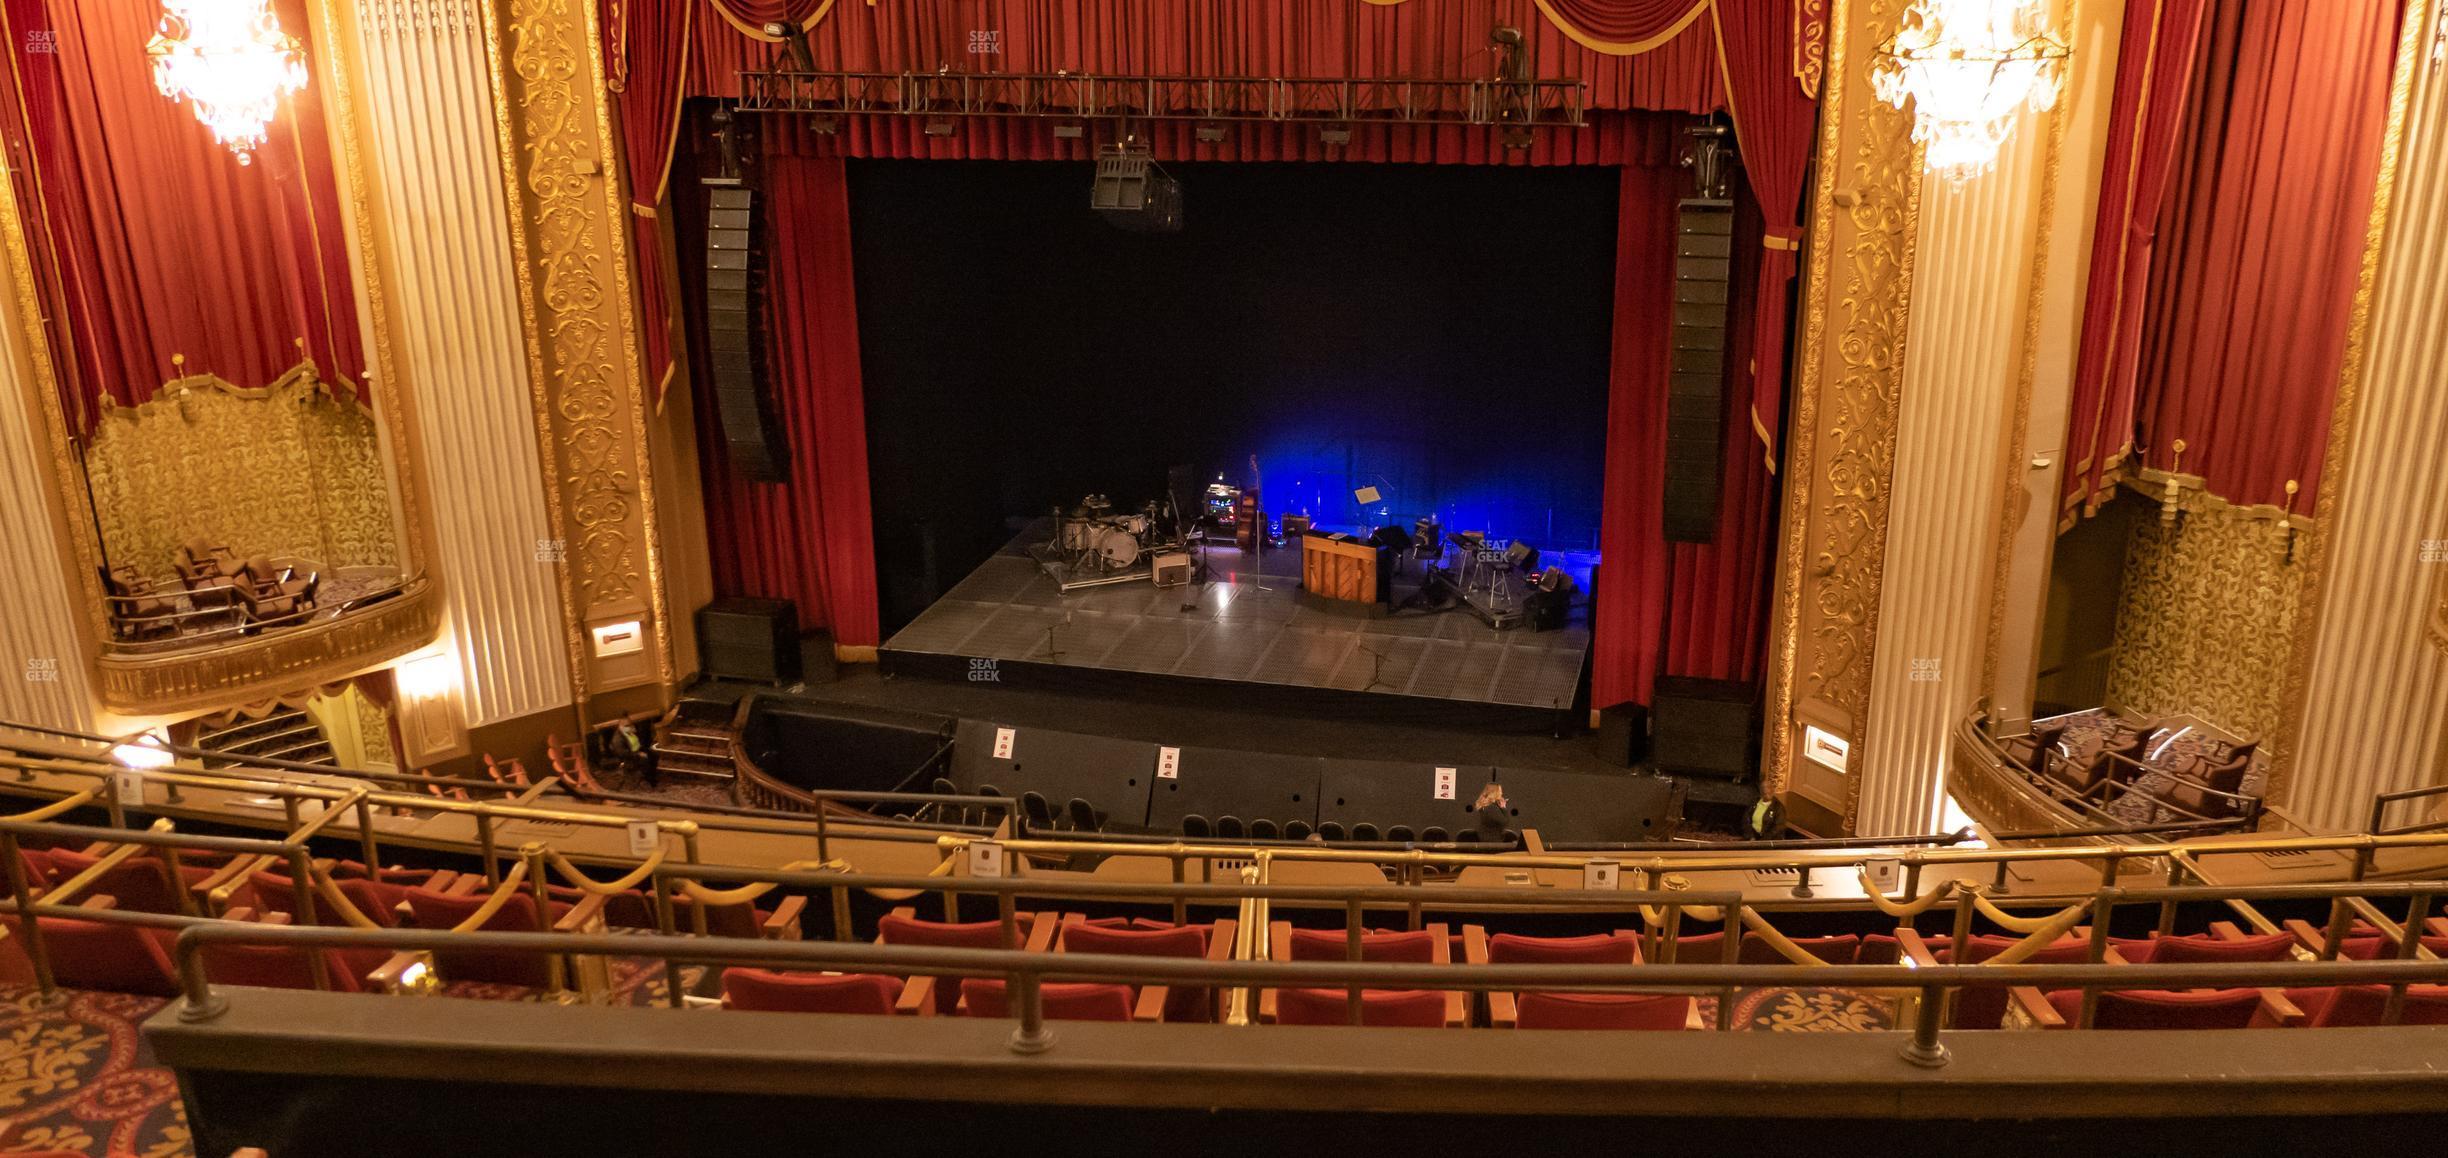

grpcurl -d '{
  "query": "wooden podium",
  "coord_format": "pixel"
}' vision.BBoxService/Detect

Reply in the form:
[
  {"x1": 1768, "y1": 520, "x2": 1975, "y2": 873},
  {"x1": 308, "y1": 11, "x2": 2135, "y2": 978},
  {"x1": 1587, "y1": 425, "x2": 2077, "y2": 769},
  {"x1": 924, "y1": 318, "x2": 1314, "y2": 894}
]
[{"x1": 1300, "y1": 532, "x2": 1388, "y2": 606}]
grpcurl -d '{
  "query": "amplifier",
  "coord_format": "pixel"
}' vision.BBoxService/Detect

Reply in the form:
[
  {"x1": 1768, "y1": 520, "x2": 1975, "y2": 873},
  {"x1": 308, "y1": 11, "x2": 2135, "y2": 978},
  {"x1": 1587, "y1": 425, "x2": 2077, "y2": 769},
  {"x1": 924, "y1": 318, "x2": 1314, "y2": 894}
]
[
  {"x1": 696, "y1": 597, "x2": 800, "y2": 684},
  {"x1": 1151, "y1": 552, "x2": 1191, "y2": 588}
]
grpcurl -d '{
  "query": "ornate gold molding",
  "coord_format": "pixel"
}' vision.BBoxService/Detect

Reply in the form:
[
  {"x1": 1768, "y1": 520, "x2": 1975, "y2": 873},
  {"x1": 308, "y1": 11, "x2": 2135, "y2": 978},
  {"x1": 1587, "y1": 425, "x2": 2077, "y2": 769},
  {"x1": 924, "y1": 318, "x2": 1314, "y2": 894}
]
[
  {"x1": 95, "y1": 579, "x2": 440, "y2": 715},
  {"x1": 1763, "y1": 0, "x2": 1924, "y2": 831},
  {"x1": 481, "y1": 0, "x2": 675, "y2": 712},
  {"x1": 2432, "y1": 569, "x2": 2448, "y2": 657},
  {"x1": 2267, "y1": 0, "x2": 2435, "y2": 812}
]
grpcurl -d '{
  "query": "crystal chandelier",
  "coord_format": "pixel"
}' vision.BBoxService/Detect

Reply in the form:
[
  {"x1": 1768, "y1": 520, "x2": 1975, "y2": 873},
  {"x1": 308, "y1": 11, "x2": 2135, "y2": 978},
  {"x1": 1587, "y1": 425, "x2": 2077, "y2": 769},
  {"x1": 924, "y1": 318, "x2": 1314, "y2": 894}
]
[
  {"x1": 1873, "y1": 0, "x2": 2071, "y2": 180},
  {"x1": 147, "y1": 0, "x2": 310, "y2": 165}
]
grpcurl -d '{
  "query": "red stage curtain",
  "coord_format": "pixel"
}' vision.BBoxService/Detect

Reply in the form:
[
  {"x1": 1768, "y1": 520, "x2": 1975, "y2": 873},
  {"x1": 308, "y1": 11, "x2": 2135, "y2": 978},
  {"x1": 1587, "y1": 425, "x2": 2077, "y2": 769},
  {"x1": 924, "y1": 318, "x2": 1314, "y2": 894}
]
[
  {"x1": 681, "y1": 154, "x2": 882, "y2": 647},
  {"x1": 2127, "y1": 0, "x2": 2401, "y2": 513},
  {"x1": 603, "y1": 0, "x2": 694, "y2": 400},
  {"x1": 1710, "y1": 0, "x2": 1814, "y2": 472},
  {"x1": 1590, "y1": 163, "x2": 1682, "y2": 710},
  {"x1": 689, "y1": 0, "x2": 1723, "y2": 115},
  {"x1": 705, "y1": 0, "x2": 831, "y2": 37},
  {"x1": 1533, "y1": 0, "x2": 1712, "y2": 53},
  {"x1": 0, "y1": 0, "x2": 363, "y2": 434},
  {"x1": 2060, "y1": 0, "x2": 2212, "y2": 521}
]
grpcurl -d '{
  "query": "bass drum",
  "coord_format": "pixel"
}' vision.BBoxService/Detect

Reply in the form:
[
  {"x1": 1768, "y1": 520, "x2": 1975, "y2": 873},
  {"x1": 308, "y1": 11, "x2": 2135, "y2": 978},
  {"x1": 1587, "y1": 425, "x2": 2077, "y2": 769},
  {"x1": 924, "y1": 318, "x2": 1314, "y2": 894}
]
[{"x1": 1089, "y1": 525, "x2": 1142, "y2": 571}]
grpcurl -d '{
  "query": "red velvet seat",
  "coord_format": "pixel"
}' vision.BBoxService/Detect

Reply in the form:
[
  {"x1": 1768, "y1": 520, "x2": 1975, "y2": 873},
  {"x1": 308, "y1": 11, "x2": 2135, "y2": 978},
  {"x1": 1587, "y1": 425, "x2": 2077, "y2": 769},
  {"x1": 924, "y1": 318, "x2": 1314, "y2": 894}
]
[
  {"x1": 2283, "y1": 984, "x2": 2448, "y2": 1027},
  {"x1": 2118, "y1": 931, "x2": 2297, "y2": 964},
  {"x1": 0, "y1": 908, "x2": 179, "y2": 996},
  {"x1": 1276, "y1": 987, "x2": 1448, "y2": 1027},
  {"x1": 403, "y1": 885, "x2": 575, "y2": 987},
  {"x1": 1925, "y1": 933, "x2": 2095, "y2": 1029},
  {"x1": 1517, "y1": 991, "x2": 1695, "y2": 1030},
  {"x1": 2044, "y1": 987, "x2": 2266, "y2": 1029},
  {"x1": 959, "y1": 978, "x2": 1135, "y2": 1022},
  {"x1": 200, "y1": 928, "x2": 362, "y2": 994},
  {"x1": 42, "y1": 850, "x2": 211, "y2": 915},
  {"x1": 2335, "y1": 935, "x2": 2448, "y2": 960},
  {"x1": 667, "y1": 892, "x2": 803, "y2": 940},
  {"x1": 1675, "y1": 930, "x2": 1861, "y2": 965},
  {"x1": 722, "y1": 969, "x2": 903, "y2": 1014},
  {"x1": 877, "y1": 912, "x2": 1040, "y2": 1014},
  {"x1": 1485, "y1": 931, "x2": 1639, "y2": 966},
  {"x1": 1061, "y1": 919, "x2": 1223, "y2": 1022},
  {"x1": 1286, "y1": 927, "x2": 1440, "y2": 963}
]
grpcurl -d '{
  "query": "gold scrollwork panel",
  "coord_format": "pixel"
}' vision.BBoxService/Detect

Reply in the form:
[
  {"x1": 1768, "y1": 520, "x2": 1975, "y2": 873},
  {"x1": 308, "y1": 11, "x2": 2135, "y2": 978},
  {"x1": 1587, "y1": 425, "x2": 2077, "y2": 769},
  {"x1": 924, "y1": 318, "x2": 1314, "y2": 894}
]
[
  {"x1": 2103, "y1": 487, "x2": 2304, "y2": 748},
  {"x1": 82, "y1": 365, "x2": 399, "y2": 580}
]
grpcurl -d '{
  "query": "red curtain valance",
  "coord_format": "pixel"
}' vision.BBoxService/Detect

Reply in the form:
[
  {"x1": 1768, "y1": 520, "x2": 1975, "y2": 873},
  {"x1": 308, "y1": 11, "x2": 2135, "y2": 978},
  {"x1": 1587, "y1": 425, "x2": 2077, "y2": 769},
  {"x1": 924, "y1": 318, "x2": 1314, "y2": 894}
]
[{"x1": 0, "y1": 0, "x2": 365, "y2": 436}]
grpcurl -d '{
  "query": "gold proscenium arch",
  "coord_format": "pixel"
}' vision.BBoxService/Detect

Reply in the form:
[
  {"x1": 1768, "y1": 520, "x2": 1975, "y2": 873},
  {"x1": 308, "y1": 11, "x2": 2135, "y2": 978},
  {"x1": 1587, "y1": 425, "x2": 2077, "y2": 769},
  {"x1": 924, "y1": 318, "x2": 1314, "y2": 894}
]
[{"x1": 0, "y1": 0, "x2": 445, "y2": 716}]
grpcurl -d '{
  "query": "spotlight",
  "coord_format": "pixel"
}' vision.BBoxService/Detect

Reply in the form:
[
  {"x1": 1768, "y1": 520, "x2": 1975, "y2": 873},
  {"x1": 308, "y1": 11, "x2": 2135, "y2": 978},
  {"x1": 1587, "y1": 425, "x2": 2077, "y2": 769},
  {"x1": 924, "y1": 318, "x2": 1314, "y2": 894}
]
[
  {"x1": 924, "y1": 117, "x2": 956, "y2": 137},
  {"x1": 1503, "y1": 126, "x2": 1534, "y2": 151},
  {"x1": 1053, "y1": 122, "x2": 1085, "y2": 139},
  {"x1": 1196, "y1": 122, "x2": 1227, "y2": 143},
  {"x1": 810, "y1": 116, "x2": 838, "y2": 135},
  {"x1": 1320, "y1": 124, "x2": 1353, "y2": 146}
]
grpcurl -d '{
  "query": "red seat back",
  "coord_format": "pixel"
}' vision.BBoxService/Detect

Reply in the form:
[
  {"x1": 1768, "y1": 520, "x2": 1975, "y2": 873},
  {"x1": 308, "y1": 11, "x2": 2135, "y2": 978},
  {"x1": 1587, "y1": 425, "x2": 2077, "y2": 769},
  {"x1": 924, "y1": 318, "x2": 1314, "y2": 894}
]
[
  {"x1": 670, "y1": 894, "x2": 766, "y2": 940},
  {"x1": 1516, "y1": 992, "x2": 1693, "y2": 1030},
  {"x1": 2124, "y1": 932, "x2": 2296, "y2": 964},
  {"x1": 2293, "y1": 984, "x2": 2448, "y2": 1027},
  {"x1": 42, "y1": 851, "x2": 189, "y2": 915},
  {"x1": 1276, "y1": 987, "x2": 1447, "y2": 1027},
  {"x1": 1287, "y1": 928, "x2": 1436, "y2": 963},
  {"x1": 722, "y1": 969, "x2": 902, "y2": 1014},
  {"x1": 200, "y1": 940, "x2": 362, "y2": 993},
  {"x1": 1486, "y1": 932, "x2": 1638, "y2": 966},
  {"x1": 878, "y1": 914, "x2": 1026, "y2": 1014},
  {"x1": 2046, "y1": 987, "x2": 2264, "y2": 1029},
  {"x1": 1063, "y1": 922, "x2": 1213, "y2": 1022},
  {"x1": 0, "y1": 913, "x2": 179, "y2": 996},
  {"x1": 960, "y1": 978, "x2": 1134, "y2": 1022},
  {"x1": 1674, "y1": 930, "x2": 1860, "y2": 965},
  {"x1": 2337, "y1": 935, "x2": 2448, "y2": 960},
  {"x1": 256, "y1": 871, "x2": 403, "y2": 929},
  {"x1": 1936, "y1": 935, "x2": 2093, "y2": 1029},
  {"x1": 404, "y1": 886, "x2": 560, "y2": 987}
]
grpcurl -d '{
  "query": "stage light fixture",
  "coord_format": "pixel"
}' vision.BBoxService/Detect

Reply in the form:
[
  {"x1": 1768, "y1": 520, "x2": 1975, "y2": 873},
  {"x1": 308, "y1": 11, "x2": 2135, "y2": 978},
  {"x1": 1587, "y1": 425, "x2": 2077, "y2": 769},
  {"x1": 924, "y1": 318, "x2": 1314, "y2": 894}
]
[
  {"x1": 810, "y1": 116, "x2": 839, "y2": 135},
  {"x1": 1503, "y1": 126, "x2": 1533, "y2": 151},
  {"x1": 1196, "y1": 122, "x2": 1228, "y2": 143},
  {"x1": 1320, "y1": 124, "x2": 1353, "y2": 146},
  {"x1": 925, "y1": 117, "x2": 957, "y2": 137}
]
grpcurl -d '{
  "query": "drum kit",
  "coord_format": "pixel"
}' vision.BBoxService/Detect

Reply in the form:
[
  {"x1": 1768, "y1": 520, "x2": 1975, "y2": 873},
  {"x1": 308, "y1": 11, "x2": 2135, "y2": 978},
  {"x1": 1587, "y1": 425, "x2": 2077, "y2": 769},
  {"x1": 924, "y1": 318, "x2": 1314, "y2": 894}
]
[{"x1": 1036, "y1": 492, "x2": 1185, "y2": 590}]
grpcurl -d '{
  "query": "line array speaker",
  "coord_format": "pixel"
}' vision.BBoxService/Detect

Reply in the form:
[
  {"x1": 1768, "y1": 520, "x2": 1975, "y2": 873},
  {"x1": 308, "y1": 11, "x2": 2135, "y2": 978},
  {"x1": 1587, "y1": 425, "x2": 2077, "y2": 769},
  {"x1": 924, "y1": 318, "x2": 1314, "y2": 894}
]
[
  {"x1": 1090, "y1": 146, "x2": 1182, "y2": 233},
  {"x1": 1663, "y1": 199, "x2": 1733, "y2": 543},
  {"x1": 701, "y1": 178, "x2": 791, "y2": 482}
]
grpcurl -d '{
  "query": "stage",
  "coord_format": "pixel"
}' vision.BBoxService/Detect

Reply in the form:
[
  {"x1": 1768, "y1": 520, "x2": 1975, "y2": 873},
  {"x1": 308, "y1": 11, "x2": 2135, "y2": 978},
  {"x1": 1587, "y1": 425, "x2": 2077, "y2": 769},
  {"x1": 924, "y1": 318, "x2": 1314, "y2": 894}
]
[{"x1": 880, "y1": 521, "x2": 1592, "y2": 732}]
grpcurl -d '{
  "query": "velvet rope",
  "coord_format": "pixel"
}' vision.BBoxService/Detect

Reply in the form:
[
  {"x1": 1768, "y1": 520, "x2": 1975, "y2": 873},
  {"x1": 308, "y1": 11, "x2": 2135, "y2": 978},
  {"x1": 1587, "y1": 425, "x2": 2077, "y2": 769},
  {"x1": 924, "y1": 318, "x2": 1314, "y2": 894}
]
[
  {"x1": 305, "y1": 862, "x2": 388, "y2": 931},
  {"x1": 1972, "y1": 893, "x2": 2091, "y2": 939},
  {"x1": 444, "y1": 861, "x2": 536, "y2": 933},
  {"x1": 1855, "y1": 871, "x2": 1960, "y2": 917},
  {"x1": 1974, "y1": 905, "x2": 2092, "y2": 964},
  {"x1": 671, "y1": 859, "x2": 844, "y2": 905},
  {"x1": 543, "y1": 847, "x2": 667, "y2": 896},
  {"x1": 4, "y1": 787, "x2": 97, "y2": 824}
]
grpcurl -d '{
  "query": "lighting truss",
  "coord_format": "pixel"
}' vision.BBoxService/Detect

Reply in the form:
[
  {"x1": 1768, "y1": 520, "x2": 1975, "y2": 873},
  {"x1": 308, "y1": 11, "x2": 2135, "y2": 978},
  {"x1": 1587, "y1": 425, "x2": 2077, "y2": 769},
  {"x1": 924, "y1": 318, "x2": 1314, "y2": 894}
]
[{"x1": 735, "y1": 71, "x2": 1586, "y2": 129}]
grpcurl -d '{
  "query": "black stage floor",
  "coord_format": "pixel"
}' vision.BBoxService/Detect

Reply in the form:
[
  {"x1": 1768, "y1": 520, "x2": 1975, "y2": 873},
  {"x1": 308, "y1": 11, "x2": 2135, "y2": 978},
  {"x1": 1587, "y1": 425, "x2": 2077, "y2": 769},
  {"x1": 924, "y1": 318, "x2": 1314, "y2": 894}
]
[{"x1": 880, "y1": 523, "x2": 1592, "y2": 732}]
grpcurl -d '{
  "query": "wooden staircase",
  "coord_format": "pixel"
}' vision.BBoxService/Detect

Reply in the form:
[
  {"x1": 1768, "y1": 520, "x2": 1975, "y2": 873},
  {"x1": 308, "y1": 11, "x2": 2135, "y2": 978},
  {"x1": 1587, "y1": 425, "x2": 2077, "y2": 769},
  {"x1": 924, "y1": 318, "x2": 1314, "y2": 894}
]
[{"x1": 651, "y1": 700, "x2": 738, "y2": 784}]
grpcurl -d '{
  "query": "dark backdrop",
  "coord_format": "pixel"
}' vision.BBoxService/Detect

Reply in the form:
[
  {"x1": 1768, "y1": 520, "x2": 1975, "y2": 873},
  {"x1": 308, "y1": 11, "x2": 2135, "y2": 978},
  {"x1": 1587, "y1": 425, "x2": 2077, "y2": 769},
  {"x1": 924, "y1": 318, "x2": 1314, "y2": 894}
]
[{"x1": 849, "y1": 160, "x2": 1619, "y2": 632}]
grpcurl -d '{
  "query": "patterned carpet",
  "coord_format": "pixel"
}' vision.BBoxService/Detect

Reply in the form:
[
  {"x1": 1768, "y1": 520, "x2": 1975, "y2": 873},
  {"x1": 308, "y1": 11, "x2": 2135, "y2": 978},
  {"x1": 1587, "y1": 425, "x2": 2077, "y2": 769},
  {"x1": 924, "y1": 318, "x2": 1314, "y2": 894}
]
[
  {"x1": 0, "y1": 987, "x2": 187, "y2": 1157},
  {"x1": 1698, "y1": 987, "x2": 1900, "y2": 1032}
]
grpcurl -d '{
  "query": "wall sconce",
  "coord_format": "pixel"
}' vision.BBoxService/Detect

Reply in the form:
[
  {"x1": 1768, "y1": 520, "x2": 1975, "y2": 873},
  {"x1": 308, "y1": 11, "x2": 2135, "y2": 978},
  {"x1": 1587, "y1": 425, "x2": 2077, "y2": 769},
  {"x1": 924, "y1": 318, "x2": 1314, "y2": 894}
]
[
  {"x1": 2282, "y1": 479, "x2": 2300, "y2": 563},
  {"x1": 109, "y1": 730, "x2": 177, "y2": 770}
]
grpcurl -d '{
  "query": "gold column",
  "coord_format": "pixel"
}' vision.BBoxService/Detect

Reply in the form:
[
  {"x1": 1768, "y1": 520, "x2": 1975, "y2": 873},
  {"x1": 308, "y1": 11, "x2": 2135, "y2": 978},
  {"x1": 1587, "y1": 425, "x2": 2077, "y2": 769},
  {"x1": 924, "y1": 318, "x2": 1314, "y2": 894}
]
[
  {"x1": 481, "y1": 0, "x2": 678, "y2": 719},
  {"x1": 2282, "y1": 0, "x2": 2448, "y2": 831},
  {"x1": 0, "y1": 209, "x2": 97, "y2": 731},
  {"x1": 1761, "y1": 0, "x2": 1925, "y2": 830}
]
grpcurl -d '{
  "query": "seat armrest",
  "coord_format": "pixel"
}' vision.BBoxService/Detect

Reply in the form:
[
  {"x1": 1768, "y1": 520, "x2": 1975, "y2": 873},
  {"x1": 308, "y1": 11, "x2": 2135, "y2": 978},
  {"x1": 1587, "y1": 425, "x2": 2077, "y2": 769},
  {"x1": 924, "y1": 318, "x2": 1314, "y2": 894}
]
[
  {"x1": 1470, "y1": 927, "x2": 1514, "y2": 1029},
  {"x1": 896, "y1": 975, "x2": 937, "y2": 1016},
  {"x1": 552, "y1": 892, "x2": 609, "y2": 933},
  {"x1": 443, "y1": 874, "x2": 484, "y2": 896},
  {"x1": 1895, "y1": 928, "x2": 1942, "y2": 966},
  {"x1": 762, "y1": 895, "x2": 806, "y2": 941},
  {"x1": 1207, "y1": 919, "x2": 1240, "y2": 961},
  {"x1": 1425, "y1": 923, "x2": 1465, "y2": 1027},
  {"x1": 1261, "y1": 920, "x2": 1294, "y2": 1022},
  {"x1": 2013, "y1": 987, "x2": 2068, "y2": 1028},
  {"x1": 368, "y1": 951, "x2": 429, "y2": 993},
  {"x1": 2257, "y1": 988, "x2": 2305, "y2": 1026},
  {"x1": 2210, "y1": 920, "x2": 2249, "y2": 941},
  {"x1": 1133, "y1": 984, "x2": 1170, "y2": 1023},
  {"x1": 2284, "y1": 918, "x2": 2335, "y2": 955},
  {"x1": 1022, "y1": 912, "x2": 1060, "y2": 954}
]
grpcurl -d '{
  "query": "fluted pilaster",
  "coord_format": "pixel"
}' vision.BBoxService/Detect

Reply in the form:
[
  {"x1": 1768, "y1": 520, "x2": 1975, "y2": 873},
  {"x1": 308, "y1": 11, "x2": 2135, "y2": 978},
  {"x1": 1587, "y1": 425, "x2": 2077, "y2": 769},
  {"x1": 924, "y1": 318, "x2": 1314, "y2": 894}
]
[
  {"x1": 0, "y1": 247, "x2": 95, "y2": 732},
  {"x1": 347, "y1": 0, "x2": 571, "y2": 729},
  {"x1": 2284, "y1": 0, "x2": 2448, "y2": 832}
]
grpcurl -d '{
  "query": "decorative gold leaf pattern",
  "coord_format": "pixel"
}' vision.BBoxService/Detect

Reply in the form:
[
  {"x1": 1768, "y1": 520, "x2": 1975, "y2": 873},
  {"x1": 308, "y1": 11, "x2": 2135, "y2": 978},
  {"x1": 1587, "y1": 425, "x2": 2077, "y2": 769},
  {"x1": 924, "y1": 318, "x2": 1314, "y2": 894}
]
[{"x1": 2105, "y1": 487, "x2": 2304, "y2": 750}]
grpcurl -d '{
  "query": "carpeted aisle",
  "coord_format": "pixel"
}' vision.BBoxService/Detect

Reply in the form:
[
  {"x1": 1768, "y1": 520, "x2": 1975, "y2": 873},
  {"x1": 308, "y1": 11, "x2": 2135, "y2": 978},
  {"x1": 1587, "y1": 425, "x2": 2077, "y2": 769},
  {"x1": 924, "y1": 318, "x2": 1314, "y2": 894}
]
[{"x1": 0, "y1": 986, "x2": 188, "y2": 1157}]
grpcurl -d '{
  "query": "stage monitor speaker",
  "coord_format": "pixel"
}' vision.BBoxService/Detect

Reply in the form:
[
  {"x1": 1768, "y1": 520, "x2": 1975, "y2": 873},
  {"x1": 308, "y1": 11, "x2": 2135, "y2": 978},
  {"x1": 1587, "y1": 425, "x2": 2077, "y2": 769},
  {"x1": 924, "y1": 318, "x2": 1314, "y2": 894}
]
[
  {"x1": 1651, "y1": 676, "x2": 1758, "y2": 781},
  {"x1": 701, "y1": 180, "x2": 790, "y2": 482},
  {"x1": 1596, "y1": 702, "x2": 1650, "y2": 767},
  {"x1": 697, "y1": 597, "x2": 801, "y2": 685},
  {"x1": 1090, "y1": 147, "x2": 1182, "y2": 233},
  {"x1": 1664, "y1": 200, "x2": 1733, "y2": 543}
]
